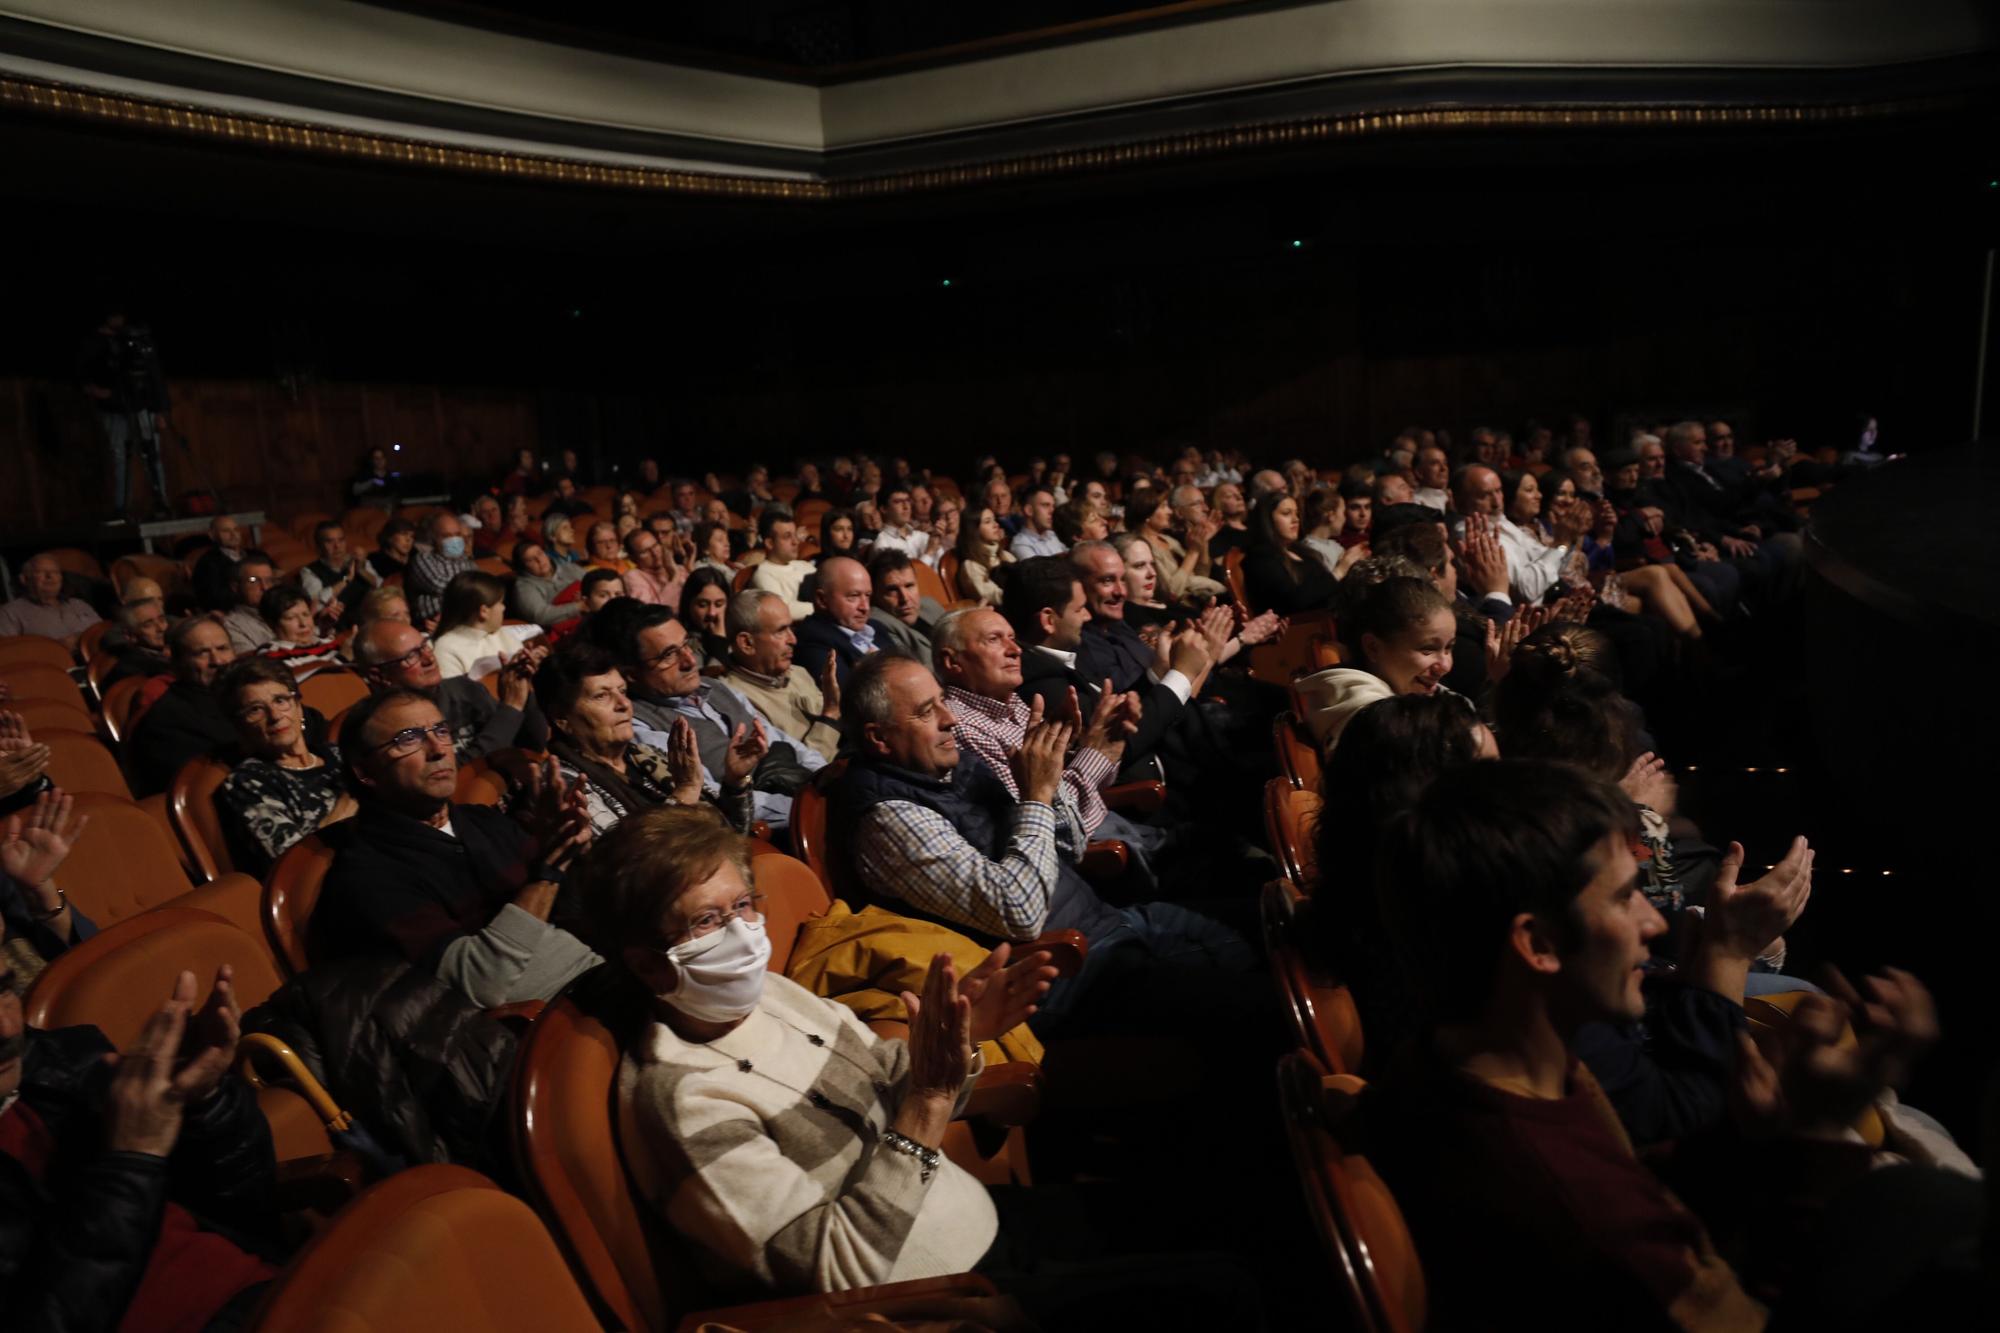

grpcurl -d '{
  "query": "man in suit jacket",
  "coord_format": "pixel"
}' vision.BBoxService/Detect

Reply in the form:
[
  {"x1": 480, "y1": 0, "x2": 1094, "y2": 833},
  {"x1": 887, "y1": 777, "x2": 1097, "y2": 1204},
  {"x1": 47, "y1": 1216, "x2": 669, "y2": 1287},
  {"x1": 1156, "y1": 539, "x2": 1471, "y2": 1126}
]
[
  {"x1": 1003, "y1": 556, "x2": 1196, "y2": 785},
  {"x1": 791, "y1": 555, "x2": 878, "y2": 690},
  {"x1": 864, "y1": 549, "x2": 944, "y2": 671},
  {"x1": 128, "y1": 616, "x2": 241, "y2": 796}
]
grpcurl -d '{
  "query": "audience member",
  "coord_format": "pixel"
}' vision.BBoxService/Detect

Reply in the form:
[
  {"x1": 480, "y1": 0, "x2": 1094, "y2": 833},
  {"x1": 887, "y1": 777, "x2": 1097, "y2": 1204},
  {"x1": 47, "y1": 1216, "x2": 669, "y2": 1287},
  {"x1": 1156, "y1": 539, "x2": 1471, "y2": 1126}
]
[
  {"x1": 367, "y1": 517, "x2": 417, "y2": 584},
  {"x1": 817, "y1": 507, "x2": 859, "y2": 565},
  {"x1": 794, "y1": 555, "x2": 878, "y2": 690},
  {"x1": 691, "y1": 520, "x2": 738, "y2": 577},
  {"x1": 353, "y1": 618, "x2": 549, "y2": 760},
  {"x1": 537, "y1": 639, "x2": 704, "y2": 833},
  {"x1": 100, "y1": 596, "x2": 172, "y2": 687},
  {"x1": 218, "y1": 554, "x2": 278, "y2": 654},
  {"x1": 1335, "y1": 475, "x2": 1374, "y2": 548},
  {"x1": 257, "y1": 585, "x2": 340, "y2": 673},
  {"x1": 836, "y1": 654, "x2": 1265, "y2": 1040},
  {"x1": 297, "y1": 520, "x2": 377, "y2": 624},
  {"x1": 0, "y1": 553, "x2": 100, "y2": 655},
  {"x1": 621, "y1": 526, "x2": 683, "y2": 607},
  {"x1": 579, "y1": 568, "x2": 626, "y2": 615},
  {"x1": 432, "y1": 571, "x2": 524, "y2": 679},
  {"x1": 541, "y1": 512, "x2": 588, "y2": 566},
  {"x1": 953, "y1": 506, "x2": 1015, "y2": 606},
  {"x1": 213, "y1": 657, "x2": 353, "y2": 875},
  {"x1": 723, "y1": 590, "x2": 843, "y2": 763},
  {"x1": 0, "y1": 789, "x2": 96, "y2": 976},
  {"x1": 1242, "y1": 490, "x2": 1340, "y2": 615},
  {"x1": 678, "y1": 568, "x2": 734, "y2": 666},
  {"x1": 1132, "y1": 488, "x2": 1226, "y2": 603},
  {"x1": 1051, "y1": 495, "x2": 1108, "y2": 548},
  {"x1": 1111, "y1": 531, "x2": 1175, "y2": 629},
  {"x1": 1008, "y1": 485, "x2": 1066, "y2": 559},
  {"x1": 872, "y1": 486, "x2": 929, "y2": 561},
  {"x1": 130, "y1": 617, "x2": 239, "y2": 795},
  {"x1": 310, "y1": 688, "x2": 598, "y2": 1007},
  {"x1": 747, "y1": 504, "x2": 815, "y2": 621},
  {"x1": 407, "y1": 511, "x2": 477, "y2": 625},
  {"x1": 1298, "y1": 487, "x2": 1357, "y2": 581},
  {"x1": 191, "y1": 514, "x2": 249, "y2": 611},
  {"x1": 1412, "y1": 445, "x2": 1452, "y2": 511},
  {"x1": 1206, "y1": 480, "x2": 1251, "y2": 559},
  {"x1": 1295, "y1": 575, "x2": 1455, "y2": 752},
  {"x1": 0, "y1": 949, "x2": 281, "y2": 1329},
  {"x1": 507, "y1": 540, "x2": 585, "y2": 628},
  {"x1": 865, "y1": 550, "x2": 942, "y2": 669},
  {"x1": 585, "y1": 520, "x2": 631, "y2": 573}
]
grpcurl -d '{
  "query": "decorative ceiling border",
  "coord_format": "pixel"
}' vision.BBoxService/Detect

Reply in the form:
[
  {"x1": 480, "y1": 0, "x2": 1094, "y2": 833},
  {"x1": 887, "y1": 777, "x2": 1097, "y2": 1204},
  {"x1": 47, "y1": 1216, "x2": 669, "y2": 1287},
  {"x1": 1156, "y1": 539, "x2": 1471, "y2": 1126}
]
[{"x1": 0, "y1": 70, "x2": 1977, "y2": 203}]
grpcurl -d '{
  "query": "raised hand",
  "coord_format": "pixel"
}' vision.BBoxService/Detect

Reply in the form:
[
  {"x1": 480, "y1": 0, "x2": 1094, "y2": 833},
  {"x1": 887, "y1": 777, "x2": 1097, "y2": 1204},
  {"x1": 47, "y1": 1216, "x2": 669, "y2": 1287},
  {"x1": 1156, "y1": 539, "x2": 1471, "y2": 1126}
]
[
  {"x1": 1167, "y1": 626, "x2": 1211, "y2": 686},
  {"x1": 1457, "y1": 521, "x2": 1511, "y2": 598},
  {"x1": 900, "y1": 953, "x2": 973, "y2": 1101},
  {"x1": 666, "y1": 716, "x2": 706, "y2": 805},
  {"x1": 1706, "y1": 837, "x2": 1813, "y2": 963},
  {"x1": 1734, "y1": 966, "x2": 1936, "y2": 1137},
  {"x1": 0, "y1": 789, "x2": 88, "y2": 889},
  {"x1": 1483, "y1": 614, "x2": 1533, "y2": 685},
  {"x1": 816, "y1": 651, "x2": 842, "y2": 721},
  {"x1": 1079, "y1": 678, "x2": 1132, "y2": 762},
  {"x1": 0, "y1": 743, "x2": 50, "y2": 800},
  {"x1": 1238, "y1": 610, "x2": 1285, "y2": 647},
  {"x1": 721, "y1": 719, "x2": 769, "y2": 787},
  {"x1": 1008, "y1": 717, "x2": 1072, "y2": 806},
  {"x1": 521, "y1": 757, "x2": 593, "y2": 868},
  {"x1": 105, "y1": 969, "x2": 242, "y2": 1157},
  {"x1": 1618, "y1": 752, "x2": 1677, "y2": 813},
  {"x1": 0, "y1": 710, "x2": 33, "y2": 752},
  {"x1": 957, "y1": 943, "x2": 1058, "y2": 1043},
  {"x1": 1719, "y1": 535, "x2": 1757, "y2": 559}
]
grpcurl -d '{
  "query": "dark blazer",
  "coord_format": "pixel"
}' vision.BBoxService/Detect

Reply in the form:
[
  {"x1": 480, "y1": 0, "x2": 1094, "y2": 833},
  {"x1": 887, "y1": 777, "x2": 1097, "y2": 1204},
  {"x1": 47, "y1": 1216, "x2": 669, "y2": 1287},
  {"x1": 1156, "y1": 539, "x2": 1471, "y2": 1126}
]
[
  {"x1": 1242, "y1": 545, "x2": 1339, "y2": 616},
  {"x1": 1018, "y1": 643, "x2": 1184, "y2": 780},
  {"x1": 1076, "y1": 618, "x2": 1156, "y2": 695},
  {"x1": 311, "y1": 803, "x2": 542, "y2": 972},
  {"x1": 128, "y1": 679, "x2": 239, "y2": 797},
  {"x1": 793, "y1": 612, "x2": 873, "y2": 690},
  {"x1": 190, "y1": 547, "x2": 239, "y2": 613},
  {"x1": 437, "y1": 676, "x2": 550, "y2": 760}
]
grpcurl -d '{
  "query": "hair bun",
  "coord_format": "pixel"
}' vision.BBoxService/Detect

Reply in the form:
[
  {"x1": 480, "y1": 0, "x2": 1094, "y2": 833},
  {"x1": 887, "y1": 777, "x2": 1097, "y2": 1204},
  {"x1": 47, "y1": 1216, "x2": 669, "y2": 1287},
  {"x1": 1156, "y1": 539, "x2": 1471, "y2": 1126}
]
[{"x1": 1516, "y1": 632, "x2": 1579, "y2": 677}]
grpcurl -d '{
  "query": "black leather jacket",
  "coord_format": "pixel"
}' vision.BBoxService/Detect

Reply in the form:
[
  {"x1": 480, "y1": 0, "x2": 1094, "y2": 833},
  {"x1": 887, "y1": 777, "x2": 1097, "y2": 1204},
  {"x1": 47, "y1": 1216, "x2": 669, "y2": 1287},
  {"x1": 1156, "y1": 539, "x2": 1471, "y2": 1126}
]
[{"x1": 0, "y1": 1025, "x2": 276, "y2": 1333}]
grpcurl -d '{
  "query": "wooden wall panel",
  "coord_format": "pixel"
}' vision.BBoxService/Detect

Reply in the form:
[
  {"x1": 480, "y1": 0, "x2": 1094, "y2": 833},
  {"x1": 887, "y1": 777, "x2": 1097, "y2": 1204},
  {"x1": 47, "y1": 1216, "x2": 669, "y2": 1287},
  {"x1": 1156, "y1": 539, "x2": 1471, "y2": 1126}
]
[{"x1": 0, "y1": 378, "x2": 538, "y2": 534}]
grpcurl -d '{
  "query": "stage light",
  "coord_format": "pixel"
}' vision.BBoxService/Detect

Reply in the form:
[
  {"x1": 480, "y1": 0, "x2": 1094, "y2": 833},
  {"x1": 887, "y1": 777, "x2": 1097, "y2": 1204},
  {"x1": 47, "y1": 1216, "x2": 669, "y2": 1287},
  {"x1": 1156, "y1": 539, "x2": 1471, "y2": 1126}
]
[
  {"x1": 940, "y1": 279, "x2": 953, "y2": 288},
  {"x1": 392, "y1": 443, "x2": 401, "y2": 452},
  {"x1": 1290, "y1": 239, "x2": 1304, "y2": 249}
]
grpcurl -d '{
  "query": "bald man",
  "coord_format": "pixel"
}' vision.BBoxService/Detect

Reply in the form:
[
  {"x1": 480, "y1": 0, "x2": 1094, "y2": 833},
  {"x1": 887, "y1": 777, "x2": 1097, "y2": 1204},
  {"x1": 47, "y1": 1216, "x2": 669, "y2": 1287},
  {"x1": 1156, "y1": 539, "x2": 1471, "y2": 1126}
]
[
  {"x1": 791, "y1": 555, "x2": 877, "y2": 691},
  {"x1": 191, "y1": 514, "x2": 248, "y2": 612},
  {"x1": 0, "y1": 554, "x2": 100, "y2": 653}
]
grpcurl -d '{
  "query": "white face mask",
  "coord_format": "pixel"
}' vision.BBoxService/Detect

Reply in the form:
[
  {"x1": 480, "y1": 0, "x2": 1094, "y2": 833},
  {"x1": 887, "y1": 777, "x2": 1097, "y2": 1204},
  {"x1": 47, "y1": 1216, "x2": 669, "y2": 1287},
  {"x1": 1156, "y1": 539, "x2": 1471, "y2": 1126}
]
[{"x1": 658, "y1": 916, "x2": 770, "y2": 1024}]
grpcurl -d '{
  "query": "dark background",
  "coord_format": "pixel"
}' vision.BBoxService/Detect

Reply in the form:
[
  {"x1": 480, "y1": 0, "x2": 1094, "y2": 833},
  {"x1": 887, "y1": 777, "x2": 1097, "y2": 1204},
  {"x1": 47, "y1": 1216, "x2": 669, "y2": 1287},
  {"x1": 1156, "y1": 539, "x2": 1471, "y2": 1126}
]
[{"x1": 1, "y1": 103, "x2": 1993, "y2": 518}]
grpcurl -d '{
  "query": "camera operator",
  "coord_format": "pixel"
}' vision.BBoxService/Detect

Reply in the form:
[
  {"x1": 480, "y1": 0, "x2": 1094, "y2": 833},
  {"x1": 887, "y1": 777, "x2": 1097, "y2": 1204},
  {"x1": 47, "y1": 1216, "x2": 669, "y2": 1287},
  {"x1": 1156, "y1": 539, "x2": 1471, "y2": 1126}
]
[{"x1": 79, "y1": 308, "x2": 172, "y2": 520}]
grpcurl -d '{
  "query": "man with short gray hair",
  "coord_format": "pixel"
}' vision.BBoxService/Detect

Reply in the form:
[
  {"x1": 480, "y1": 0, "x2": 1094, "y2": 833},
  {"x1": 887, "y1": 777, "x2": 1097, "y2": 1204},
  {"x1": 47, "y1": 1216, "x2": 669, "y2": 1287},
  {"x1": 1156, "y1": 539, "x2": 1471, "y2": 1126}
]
[{"x1": 722, "y1": 590, "x2": 843, "y2": 763}]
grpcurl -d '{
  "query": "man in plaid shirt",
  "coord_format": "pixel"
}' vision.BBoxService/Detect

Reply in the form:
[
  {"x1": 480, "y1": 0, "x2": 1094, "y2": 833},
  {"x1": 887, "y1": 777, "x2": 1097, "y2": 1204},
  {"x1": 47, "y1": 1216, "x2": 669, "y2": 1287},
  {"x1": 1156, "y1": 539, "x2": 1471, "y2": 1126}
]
[{"x1": 931, "y1": 607, "x2": 1138, "y2": 840}]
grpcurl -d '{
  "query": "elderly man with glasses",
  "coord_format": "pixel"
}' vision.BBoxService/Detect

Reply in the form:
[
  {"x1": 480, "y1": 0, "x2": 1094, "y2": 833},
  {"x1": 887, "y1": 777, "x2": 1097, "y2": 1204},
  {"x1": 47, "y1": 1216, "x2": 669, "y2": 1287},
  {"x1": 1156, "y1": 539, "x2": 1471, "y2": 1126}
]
[
  {"x1": 309, "y1": 688, "x2": 598, "y2": 1009},
  {"x1": 353, "y1": 619, "x2": 548, "y2": 761}
]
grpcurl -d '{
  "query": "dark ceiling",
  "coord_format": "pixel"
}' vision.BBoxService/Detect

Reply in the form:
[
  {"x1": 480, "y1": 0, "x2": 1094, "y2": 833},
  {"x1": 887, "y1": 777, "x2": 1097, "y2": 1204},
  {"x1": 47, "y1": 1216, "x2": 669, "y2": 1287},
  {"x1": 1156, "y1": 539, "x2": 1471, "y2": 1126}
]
[{"x1": 363, "y1": 0, "x2": 1246, "y2": 76}]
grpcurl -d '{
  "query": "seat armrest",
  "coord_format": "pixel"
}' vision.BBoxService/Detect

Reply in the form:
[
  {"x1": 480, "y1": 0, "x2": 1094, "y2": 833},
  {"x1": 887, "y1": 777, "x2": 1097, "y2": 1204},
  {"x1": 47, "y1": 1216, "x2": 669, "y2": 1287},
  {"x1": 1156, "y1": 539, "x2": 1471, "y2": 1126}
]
[
  {"x1": 677, "y1": 1273, "x2": 1003, "y2": 1333},
  {"x1": 959, "y1": 1060, "x2": 1043, "y2": 1126},
  {"x1": 484, "y1": 1000, "x2": 545, "y2": 1031},
  {"x1": 1102, "y1": 779, "x2": 1166, "y2": 815},
  {"x1": 1030, "y1": 928, "x2": 1089, "y2": 977},
  {"x1": 1079, "y1": 839, "x2": 1129, "y2": 881},
  {"x1": 274, "y1": 1150, "x2": 366, "y2": 1213}
]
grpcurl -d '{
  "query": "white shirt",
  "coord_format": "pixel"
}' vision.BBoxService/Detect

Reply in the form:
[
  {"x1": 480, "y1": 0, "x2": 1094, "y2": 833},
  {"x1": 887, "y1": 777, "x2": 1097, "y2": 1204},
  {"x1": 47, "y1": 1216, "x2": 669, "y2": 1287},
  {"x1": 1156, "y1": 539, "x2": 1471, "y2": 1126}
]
[
  {"x1": 1492, "y1": 514, "x2": 1569, "y2": 604},
  {"x1": 434, "y1": 623, "x2": 538, "y2": 680},
  {"x1": 1009, "y1": 526, "x2": 1067, "y2": 560},
  {"x1": 747, "y1": 559, "x2": 816, "y2": 622},
  {"x1": 871, "y1": 525, "x2": 931, "y2": 562},
  {"x1": 1413, "y1": 487, "x2": 1450, "y2": 513}
]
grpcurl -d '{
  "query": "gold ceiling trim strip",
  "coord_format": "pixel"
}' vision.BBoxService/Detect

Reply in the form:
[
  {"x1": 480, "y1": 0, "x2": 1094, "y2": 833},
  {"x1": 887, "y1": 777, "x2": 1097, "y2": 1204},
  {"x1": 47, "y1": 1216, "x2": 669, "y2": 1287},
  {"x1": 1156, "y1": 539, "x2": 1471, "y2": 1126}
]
[{"x1": 0, "y1": 72, "x2": 1962, "y2": 201}]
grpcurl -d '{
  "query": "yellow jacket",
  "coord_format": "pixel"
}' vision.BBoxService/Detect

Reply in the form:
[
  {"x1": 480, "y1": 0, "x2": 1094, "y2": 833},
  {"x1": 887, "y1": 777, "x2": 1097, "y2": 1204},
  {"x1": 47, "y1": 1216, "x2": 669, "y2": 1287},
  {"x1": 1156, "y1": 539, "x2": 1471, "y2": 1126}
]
[{"x1": 786, "y1": 901, "x2": 1045, "y2": 1067}]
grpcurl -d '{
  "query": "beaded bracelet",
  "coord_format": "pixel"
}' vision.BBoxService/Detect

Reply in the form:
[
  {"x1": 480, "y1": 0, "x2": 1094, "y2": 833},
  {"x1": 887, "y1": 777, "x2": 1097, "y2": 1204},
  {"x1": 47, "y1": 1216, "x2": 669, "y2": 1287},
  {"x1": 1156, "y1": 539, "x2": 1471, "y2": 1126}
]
[{"x1": 879, "y1": 1129, "x2": 940, "y2": 1184}]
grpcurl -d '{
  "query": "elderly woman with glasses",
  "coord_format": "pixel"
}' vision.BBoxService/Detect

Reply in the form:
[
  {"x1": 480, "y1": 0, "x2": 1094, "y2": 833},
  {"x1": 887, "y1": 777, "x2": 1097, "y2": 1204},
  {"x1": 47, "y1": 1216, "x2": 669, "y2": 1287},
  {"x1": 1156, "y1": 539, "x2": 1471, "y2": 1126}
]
[
  {"x1": 212, "y1": 656, "x2": 355, "y2": 874},
  {"x1": 535, "y1": 638, "x2": 704, "y2": 834}
]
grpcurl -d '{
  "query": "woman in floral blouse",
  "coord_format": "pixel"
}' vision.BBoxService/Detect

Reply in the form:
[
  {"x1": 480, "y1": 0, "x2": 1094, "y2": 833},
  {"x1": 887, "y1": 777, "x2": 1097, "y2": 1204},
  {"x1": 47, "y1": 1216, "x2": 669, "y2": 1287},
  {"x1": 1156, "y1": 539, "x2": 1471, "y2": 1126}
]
[{"x1": 213, "y1": 657, "x2": 355, "y2": 874}]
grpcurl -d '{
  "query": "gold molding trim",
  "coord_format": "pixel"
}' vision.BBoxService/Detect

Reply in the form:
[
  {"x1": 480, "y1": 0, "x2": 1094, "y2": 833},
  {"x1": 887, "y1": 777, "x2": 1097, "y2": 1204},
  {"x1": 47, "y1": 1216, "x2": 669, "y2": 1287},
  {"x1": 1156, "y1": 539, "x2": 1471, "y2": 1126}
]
[{"x1": 0, "y1": 71, "x2": 1968, "y2": 202}]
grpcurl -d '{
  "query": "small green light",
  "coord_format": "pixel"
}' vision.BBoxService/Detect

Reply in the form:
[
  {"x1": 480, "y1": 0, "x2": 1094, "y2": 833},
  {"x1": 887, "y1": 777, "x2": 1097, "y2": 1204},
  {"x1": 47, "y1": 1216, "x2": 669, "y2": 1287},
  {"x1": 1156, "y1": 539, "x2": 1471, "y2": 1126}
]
[
  {"x1": 1290, "y1": 239, "x2": 1303, "y2": 249},
  {"x1": 940, "y1": 278, "x2": 953, "y2": 287}
]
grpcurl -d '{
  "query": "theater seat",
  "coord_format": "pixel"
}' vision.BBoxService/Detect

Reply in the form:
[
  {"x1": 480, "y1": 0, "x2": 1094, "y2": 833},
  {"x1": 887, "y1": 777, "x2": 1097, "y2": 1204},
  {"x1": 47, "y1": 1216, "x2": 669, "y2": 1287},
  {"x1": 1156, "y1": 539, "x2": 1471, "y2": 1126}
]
[
  {"x1": 169, "y1": 753, "x2": 237, "y2": 881},
  {"x1": 7, "y1": 698, "x2": 97, "y2": 740},
  {"x1": 1265, "y1": 777, "x2": 1322, "y2": 893},
  {"x1": 298, "y1": 669, "x2": 370, "y2": 718},
  {"x1": 0, "y1": 661, "x2": 86, "y2": 704},
  {"x1": 264, "y1": 833, "x2": 335, "y2": 977},
  {"x1": 24, "y1": 906, "x2": 329, "y2": 1163},
  {"x1": 511, "y1": 997, "x2": 1001, "y2": 1332},
  {"x1": 61, "y1": 792, "x2": 196, "y2": 925},
  {"x1": 1261, "y1": 879, "x2": 1364, "y2": 1075},
  {"x1": 42, "y1": 731, "x2": 134, "y2": 799},
  {"x1": 98, "y1": 675, "x2": 153, "y2": 745},
  {"x1": 249, "y1": 1165, "x2": 600, "y2": 1332},
  {"x1": 0, "y1": 635, "x2": 78, "y2": 672},
  {"x1": 1278, "y1": 1052, "x2": 1426, "y2": 1333},
  {"x1": 1272, "y1": 711, "x2": 1321, "y2": 792}
]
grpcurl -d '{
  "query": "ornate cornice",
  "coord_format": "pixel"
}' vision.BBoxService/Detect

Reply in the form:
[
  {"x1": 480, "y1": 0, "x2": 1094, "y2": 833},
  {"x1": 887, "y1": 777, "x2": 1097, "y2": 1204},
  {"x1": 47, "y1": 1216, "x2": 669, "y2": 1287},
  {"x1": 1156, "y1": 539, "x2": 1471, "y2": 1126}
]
[{"x1": 0, "y1": 70, "x2": 1976, "y2": 202}]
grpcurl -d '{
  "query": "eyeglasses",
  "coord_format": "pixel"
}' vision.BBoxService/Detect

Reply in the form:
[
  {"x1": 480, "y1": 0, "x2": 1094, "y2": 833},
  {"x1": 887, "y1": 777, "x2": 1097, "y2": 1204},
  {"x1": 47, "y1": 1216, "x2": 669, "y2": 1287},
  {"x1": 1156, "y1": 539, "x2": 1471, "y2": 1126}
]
[
  {"x1": 668, "y1": 892, "x2": 766, "y2": 946},
  {"x1": 237, "y1": 691, "x2": 301, "y2": 724},
  {"x1": 370, "y1": 720, "x2": 455, "y2": 758},
  {"x1": 384, "y1": 637, "x2": 436, "y2": 672},
  {"x1": 643, "y1": 637, "x2": 697, "y2": 669}
]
